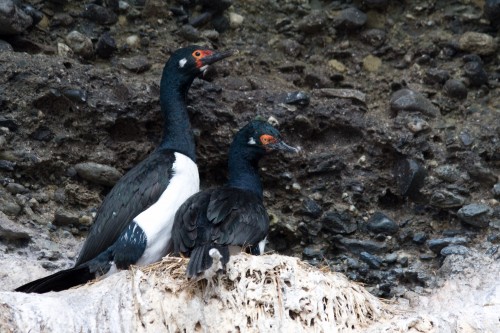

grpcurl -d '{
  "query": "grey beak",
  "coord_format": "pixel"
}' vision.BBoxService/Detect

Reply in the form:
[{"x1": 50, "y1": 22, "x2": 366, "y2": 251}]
[
  {"x1": 201, "y1": 49, "x2": 236, "y2": 66},
  {"x1": 268, "y1": 140, "x2": 301, "y2": 153}
]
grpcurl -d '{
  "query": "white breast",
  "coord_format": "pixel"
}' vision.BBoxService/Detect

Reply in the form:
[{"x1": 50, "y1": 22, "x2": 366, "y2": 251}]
[{"x1": 134, "y1": 152, "x2": 199, "y2": 265}]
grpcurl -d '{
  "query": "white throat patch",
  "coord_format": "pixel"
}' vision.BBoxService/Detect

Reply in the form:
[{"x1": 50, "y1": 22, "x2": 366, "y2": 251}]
[
  {"x1": 179, "y1": 58, "x2": 187, "y2": 68},
  {"x1": 248, "y1": 137, "x2": 256, "y2": 145}
]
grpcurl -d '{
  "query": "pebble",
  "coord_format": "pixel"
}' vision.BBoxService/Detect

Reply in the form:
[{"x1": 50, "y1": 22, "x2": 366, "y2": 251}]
[
  {"x1": 0, "y1": 191, "x2": 22, "y2": 216},
  {"x1": 96, "y1": 32, "x2": 117, "y2": 59},
  {"x1": 424, "y1": 68, "x2": 450, "y2": 85},
  {"x1": 201, "y1": 30, "x2": 219, "y2": 41},
  {"x1": 459, "y1": 131, "x2": 473, "y2": 146},
  {"x1": 361, "y1": 29, "x2": 386, "y2": 48},
  {"x1": 406, "y1": 117, "x2": 429, "y2": 133},
  {"x1": 322, "y1": 211, "x2": 357, "y2": 234},
  {"x1": 0, "y1": 0, "x2": 33, "y2": 35},
  {"x1": 74, "y1": 162, "x2": 122, "y2": 187},
  {"x1": 65, "y1": 31, "x2": 94, "y2": 59},
  {"x1": 0, "y1": 212, "x2": 30, "y2": 244},
  {"x1": 297, "y1": 10, "x2": 327, "y2": 34},
  {"x1": 19, "y1": 3, "x2": 43, "y2": 26},
  {"x1": 315, "y1": 88, "x2": 366, "y2": 104},
  {"x1": 82, "y1": 4, "x2": 118, "y2": 25},
  {"x1": 51, "y1": 13, "x2": 74, "y2": 27},
  {"x1": 412, "y1": 232, "x2": 427, "y2": 245},
  {"x1": 427, "y1": 237, "x2": 467, "y2": 253},
  {"x1": 284, "y1": 91, "x2": 310, "y2": 106},
  {"x1": 463, "y1": 61, "x2": 488, "y2": 87},
  {"x1": 359, "y1": 252, "x2": 382, "y2": 269},
  {"x1": 367, "y1": 212, "x2": 399, "y2": 235},
  {"x1": 279, "y1": 39, "x2": 303, "y2": 58},
  {"x1": 328, "y1": 59, "x2": 346, "y2": 72},
  {"x1": 434, "y1": 164, "x2": 462, "y2": 183},
  {"x1": 301, "y1": 198, "x2": 322, "y2": 218},
  {"x1": 30, "y1": 126, "x2": 53, "y2": 142},
  {"x1": 303, "y1": 245, "x2": 325, "y2": 260},
  {"x1": 390, "y1": 89, "x2": 439, "y2": 117},
  {"x1": 394, "y1": 159, "x2": 427, "y2": 198},
  {"x1": 63, "y1": 89, "x2": 87, "y2": 104},
  {"x1": 229, "y1": 12, "x2": 244, "y2": 28},
  {"x1": 443, "y1": 79, "x2": 468, "y2": 100},
  {"x1": 5, "y1": 183, "x2": 28, "y2": 194},
  {"x1": 178, "y1": 25, "x2": 200, "y2": 42},
  {"x1": 142, "y1": 0, "x2": 170, "y2": 19},
  {"x1": 121, "y1": 55, "x2": 151, "y2": 73},
  {"x1": 125, "y1": 35, "x2": 140, "y2": 49},
  {"x1": 54, "y1": 209, "x2": 80, "y2": 226},
  {"x1": 362, "y1": 55, "x2": 382, "y2": 72},
  {"x1": 0, "y1": 39, "x2": 13, "y2": 52},
  {"x1": 333, "y1": 236, "x2": 387, "y2": 254},
  {"x1": 429, "y1": 189, "x2": 466, "y2": 208},
  {"x1": 457, "y1": 203, "x2": 492, "y2": 228},
  {"x1": 334, "y1": 7, "x2": 367, "y2": 29},
  {"x1": 57, "y1": 43, "x2": 73, "y2": 58},
  {"x1": 0, "y1": 160, "x2": 16, "y2": 171},
  {"x1": 458, "y1": 32, "x2": 497, "y2": 56},
  {"x1": 493, "y1": 183, "x2": 500, "y2": 199},
  {"x1": 466, "y1": 163, "x2": 497, "y2": 185},
  {"x1": 440, "y1": 245, "x2": 469, "y2": 257}
]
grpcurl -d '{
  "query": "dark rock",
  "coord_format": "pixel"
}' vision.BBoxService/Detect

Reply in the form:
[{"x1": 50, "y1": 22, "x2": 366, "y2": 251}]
[
  {"x1": 278, "y1": 39, "x2": 303, "y2": 58},
  {"x1": 297, "y1": 10, "x2": 327, "y2": 34},
  {"x1": 427, "y1": 237, "x2": 467, "y2": 253},
  {"x1": 434, "y1": 164, "x2": 463, "y2": 183},
  {"x1": 0, "y1": 211, "x2": 30, "y2": 245},
  {"x1": 333, "y1": 236, "x2": 387, "y2": 254},
  {"x1": 334, "y1": 7, "x2": 367, "y2": 30},
  {"x1": 429, "y1": 189, "x2": 466, "y2": 208},
  {"x1": 459, "y1": 131, "x2": 474, "y2": 146},
  {"x1": 0, "y1": 117, "x2": 18, "y2": 131},
  {"x1": 0, "y1": 160, "x2": 15, "y2": 171},
  {"x1": 443, "y1": 79, "x2": 468, "y2": 100},
  {"x1": 82, "y1": 4, "x2": 118, "y2": 25},
  {"x1": 65, "y1": 31, "x2": 94, "y2": 59},
  {"x1": 315, "y1": 88, "x2": 366, "y2": 104},
  {"x1": 142, "y1": 0, "x2": 170, "y2": 19},
  {"x1": 19, "y1": 3, "x2": 43, "y2": 26},
  {"x1": 493, "y1": 183, "x2": 500, "y2": 199},
  {"x1": 457, "y1": 203, "x2": 492, "y2": 228},
  {"x1": 0, "y1": 190, "x2": 21, "y2": 216},
  {"x1": 390, "y1": 89, "x2": 439, "y2": 117},
  {"x1": 394, "y1": 159, "x2": 427, "y2": 198},
  {"x1": 484, "y1": 0, "x2": 500, "y2": 26},
  {"x1": 211, "y1": 14, "x2": 230, "y2": 33},
  {"x1": 5, "y1": 183, "x2": 28, "y2": 194},
  {"x1": 63, "y1": 89, "x2": 87, "y2": 103},
  {"x1": 367, "y1": 212, "x2": 399, "y2": 235},
  {"x1": 322, "y1": 210, "x2": 357, "y2": 234},
  {"x1": 178, "y1": 25, "x2": 201, "y2": 42},
  {"x1": 466, "y1": 163, "x2": 497, "y2": 186},
  {"x1": 383, "y1": 253, "x2": 398, "y2": 264},
  {"x1": 30, "y1": 126, "x2": 54, "y2": 142},
  {"x1": 54, "y1": 209, "x2": 80, "y2": 226},
  {"x1": 440, "y1": 245, "x2": 469, "y2": 256},
  {"x1": 301, "y1": 198, "x2": 322, "y2": 218},
  {"x1": 74, "y1": 162, "x2": 122, "y2": 187},
  {"x1": 96, "y1": 32, "x2": 117, "y2": 59},
  {"x1": 303, "y1": 245, "x2": 325, "y2": 260},
  {"x1": 284, "y1": 91, "x2": 310, "y2": 106},
  {"x1": 51, "y1": 13, "x2": 74, "y2": 27},
  {"x1": 424, "y1": 68, "x2": 450, "y2": 85},
  {"x1": 0, "y1": 0, "x2": 33, "y2": 35},
  {"x1": 412, "y1": 232, "x2": 427, "y2": 245},
  {"x1": 0, "y1": 39, "x2": 13, "y2": 52},
  {"x1": 463, "y1": 61, "x2": 488, "y2": 87},
  {"x1": 121, "y1": 56, "x2": 151, "y2": 73},
  {"x1": 361, "y1": 29, "x2": 386, "y2": 48},
  {"x1": 359, "y1": 252, "x2": 382, "y2": 269}
]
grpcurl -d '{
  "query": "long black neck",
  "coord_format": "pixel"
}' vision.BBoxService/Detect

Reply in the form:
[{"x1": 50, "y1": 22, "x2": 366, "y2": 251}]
[
  {"x1": 227, "y1": 138, "x2": 264, "y2": 199},
  {"x1": 159, "y1": 65, "x2": 196, "y2": 162}
]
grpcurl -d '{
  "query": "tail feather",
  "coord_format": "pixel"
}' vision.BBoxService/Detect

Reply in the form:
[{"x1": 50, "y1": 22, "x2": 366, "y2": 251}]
[
  {"x1": 15, "y1": 265, "x2": 94, "y2": 294},
  {"x1": 186, "y1": 244, "x2": 229, "y2": 278}
]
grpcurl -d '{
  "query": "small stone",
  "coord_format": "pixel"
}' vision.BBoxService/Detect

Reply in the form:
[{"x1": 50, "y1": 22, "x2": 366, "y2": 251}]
[
  {"x1": 328, "y1": 59, "x2": 346, "y2": 72},
  {"x1": 96, "y1": 32, "x2": 117, "y2": 59},
  {"x1": 359, "y1": 252, "x2": 382, "y2": 269},
  {"x1": 121, "y1": 56, "x2": 151, "y2": 73},
  {"x1": 412, "y1": 232, "x2": 427, "y2": 245},
  {"x1": 334, "y1": 7, "x2": 367, "y2": 30},
  {"x1": 0, "y1": 0, "x2": 33, "y2": 35},
  {"x1": 424, "y1": 68, "x2": 450, "y2": 85},
  {"x1": 52, "y1": 13, "x2": 74, "y2": 27},
  {"x1": 484, "y1": 0, "x2": 500, "y2": 27},
  {"x1": 142, "y1": 0, "x2": 170, "y2": 19},
  {"x1": 333, "y1": 236, "x2": 387, "y2": 254},
  {"x1": 30, "y1": 126, "x2": 53, "y2": 142},
  {"x1": 440, "y1": 245, "x2": 469, "y2": 257},
  {"x1": 57, "y1": 43, "x2": 73, "y2": 58},
  {"x1": 406, "y1": 117, "x2": 429, "y2": 133},
  {"x1": 178, "y1": 24, "x2": 200, "y2": 42},
  {"x1": 459, "y1": 131, "x2": 474, "y2": 146},
  {"x1": 362, "y1": 55, "x2": 382, "y2": 72},
  {"x1": 303, "y1": 245, "x2": 325, "y2": 260},
  {"x1": 434, "y1": 165, "x2": 462, "y2": 183},
  {"x1": 65, "y1": 31, "x2": 94, "y2": 59},
  {"x1": 361, "y1": 29, "x2": 386, "y2": 48},
  {"x1": 458, "y1": 32, "x2": 497, "y2": 56},
  {"x1": 0, "y1": 211, "x2": 30, "y2": 244},
  {"x1": 82, "y1": 4, "x2": 118, "y2": 25},
  {"x1": 443, "y1": 79, "x2": 468, "y2": 100},
  {"x1": 19, "y1": 3, "x2": 43, "y2": 26},
  {"x1": 316, "y1": 88, "x2": 366, "y2": 103},
  {"x1": 125, "y1": 35, "x2": 140, "y2": 49},
  {"x1": 229, "y1": 12, "x2": 244, "y2": 28},
  {"x1": 301, "y1": 198, "x2": 322, "y2": 218},
  {"x1": 0, "y1": 191, "x2": 22, "y2": 216},
  {"x1": 201, "y1": 30, "x2": 219, "y2": 41},
  {"x1": 367, "y1": 212, "x2": 399, "y2": 235},
  {"x1": 278, "y1": 39, "x2": 303, "y2": 58},
  {"x1": 74, "y1": 162, "x2": 122, "y2": 187},
  {"x1": 429, "y1": 189, "x2": 466, "y2": 208},
  {"x1": 493, "y1": 183, "x2": 500, "y2": 199},
  {"x1": 427, "y1": 237, "x2": 467, "y2": 253},
  {"x1": 457, "y1": 203, "x2": 492, "y2": 228},
  {"x1": 63, "y1": 89, "x2": 87, "y2": 103},
  {"x1": 0, "y1": 39, "x2": 13, "y2": 52},
  {"x1": 322, "y1": 211, "x2": 357, "y2": 234},
  {"x1": 466, "y1": 163, "x2": 497, "y2": 186},
  {"x1": 463, "y1": 61, "x2": 488, "y2": 87},
  {"x1": 284, "y1": 91, "x2": 310, "y2": 106},
  {"x1": 297, "y1": 10, "x2": 327, "y2": 34},
  {"x1": 6, "y1": 183, "x2": 28, "y2": 195},
  {"x1": 394, "y1": 159, "x2": 427, "y2": 198},
  {"x1": 54, "y1": 209, "x2": 80, "y2": 226},
  {"x1": 390, "y1": 89, "x2": 439, "y2": 117}
]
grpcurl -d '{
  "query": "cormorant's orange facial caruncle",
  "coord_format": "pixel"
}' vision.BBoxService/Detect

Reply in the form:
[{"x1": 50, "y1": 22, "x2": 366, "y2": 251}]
[
  {"x1": 260, "y1": 134, "x2": 278, "y2": 146},
  {"x1": 192, "y1": 50, "x2": 214, "y2": 69}
]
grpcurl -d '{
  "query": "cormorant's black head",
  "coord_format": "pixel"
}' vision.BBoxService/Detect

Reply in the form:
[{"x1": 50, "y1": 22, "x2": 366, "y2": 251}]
[
  {"x1": 238, "y1": 120, "x2": 300, "y2": 155},
  {"x1": 166, "y1": 45, "x2": 234, "y2": 80}
]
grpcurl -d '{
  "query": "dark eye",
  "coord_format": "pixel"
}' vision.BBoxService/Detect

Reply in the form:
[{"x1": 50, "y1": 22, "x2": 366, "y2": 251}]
[{"x1": 195, "y1": 51, "x2": 201, "y2": 57}]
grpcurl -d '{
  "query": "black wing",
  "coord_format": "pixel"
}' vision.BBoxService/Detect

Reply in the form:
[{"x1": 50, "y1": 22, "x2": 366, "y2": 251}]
[{"x1": 75, "y1": 149, "x2": 175, "y2": 265}]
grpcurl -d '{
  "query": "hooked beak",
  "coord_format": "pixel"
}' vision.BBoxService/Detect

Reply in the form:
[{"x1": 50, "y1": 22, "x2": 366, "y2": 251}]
[{"x1": 267, "y1": 140, "x2": 301, "y2": 154}]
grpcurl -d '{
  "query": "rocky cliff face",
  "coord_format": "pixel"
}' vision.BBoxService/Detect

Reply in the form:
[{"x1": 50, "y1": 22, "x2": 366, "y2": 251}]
[{"x1": 0, "y1": 0, "x2": 499, "y2": 305}]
